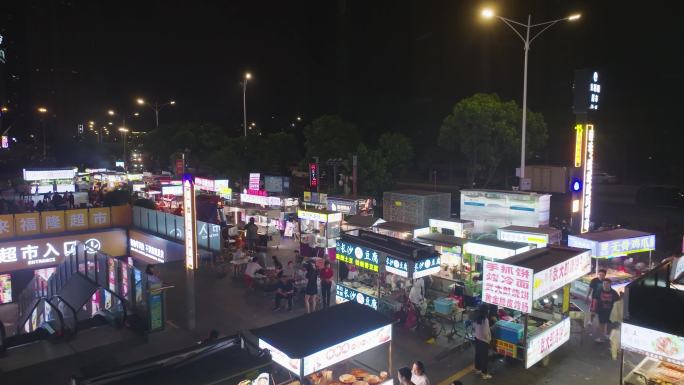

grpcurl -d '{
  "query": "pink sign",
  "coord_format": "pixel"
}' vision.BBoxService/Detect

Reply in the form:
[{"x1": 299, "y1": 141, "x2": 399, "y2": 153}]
[
  {"x1": 246, "y1": 189, "x2": 267, "y2": 196},
  {"x1": 249, "y1": 173, "x2": 261, "y2": 190},
  {"x1": 482, "y1": 261, "x2": 534, "y2": 313},
  {"x1": 194, "y1": 177, "x2": 215, "y2": 191}
]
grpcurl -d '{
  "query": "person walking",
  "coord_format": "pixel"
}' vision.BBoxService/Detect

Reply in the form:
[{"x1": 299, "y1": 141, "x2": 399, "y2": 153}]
[
  {"x1": 245, "y1": 217, "x2": 259, "y2": 252},
  {"x1": 473, "y1": 303, "x2": 493, "y2": 380},
  {"x1": 304, "y1": 262, "x2": 319, "y2": 313},
  {"x1": 320, "y1": 260, "x2": 334, "y2": 308},
  {"x1": 411, "y1": 361, "x2": 430, "y2": 385},
  {"x1": 595, "y1": 278, "x2": 620, "y2": 342},
  {"x1": 586, "y1": 269, "x2": 607, "y2": 329}
]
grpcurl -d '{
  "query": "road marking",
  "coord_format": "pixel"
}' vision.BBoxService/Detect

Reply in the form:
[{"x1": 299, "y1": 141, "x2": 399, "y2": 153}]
[{"x1": 437, "y1": 364, "x2": 474, "y2": 385}]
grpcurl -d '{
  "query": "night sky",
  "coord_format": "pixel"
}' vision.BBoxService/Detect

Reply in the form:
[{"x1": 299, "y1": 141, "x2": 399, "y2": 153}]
[{"x1": 2, "y1": 0, "x2": 683, "y2": 180}]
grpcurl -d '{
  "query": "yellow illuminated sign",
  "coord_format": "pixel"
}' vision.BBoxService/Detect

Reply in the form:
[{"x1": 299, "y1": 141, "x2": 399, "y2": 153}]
[
  {"x1": 574, "y1": 124, "x2": 584, "y2": 167},
  {"x1": 572, "y1": 199, "x2": 580, "y2": 213}
]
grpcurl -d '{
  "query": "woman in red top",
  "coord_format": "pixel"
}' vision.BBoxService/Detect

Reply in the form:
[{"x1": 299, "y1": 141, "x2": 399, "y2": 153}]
[{"x1": 320, "y1": 260, "x2": 334, "y2": 308}]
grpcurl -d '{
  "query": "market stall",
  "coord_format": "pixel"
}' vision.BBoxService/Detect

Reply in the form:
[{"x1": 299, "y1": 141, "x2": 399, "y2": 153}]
[
  {"x1": 481, "y1": 246, "x2": 591, "y2": 368},
  {"x1": 372, "y1": 221, "x2": 423, "y2": 241},
  {"x1": 336, "y1": 231, "x2": 440, "y2": 315},
  {"x1": 326, "y1": 195, "x2": 375, "y2": 216},
  {"x1": 251, "y1": 301, "x2": 393, "y2": 385},
  {"x1": 414, "y1": 218, "x2": 474, "y2": 239},
  {"x1": 497, "y1": 225, "x2": 562, "y2": 247},
  {"x1": 23, "y1": 167, "x2": 77, "y2": 195},
  {"x1": 568, "y1": 228, "x2": 656, "y2": 298},
  {"x1": 342, "y1": 215, "x2": 385, "y2": 234},
  {"x1": 414, "y1": 233, "x2": 468, "y2": 295},
  {"x1": 461, "y1": 239, "x2": 532, "y2": 299},
  {"x1": 298, "y1": 209, "x2": 342, "y2": 257},
  {"x1": 620, "y1": 258, "x2": 684, "y2": 385}
]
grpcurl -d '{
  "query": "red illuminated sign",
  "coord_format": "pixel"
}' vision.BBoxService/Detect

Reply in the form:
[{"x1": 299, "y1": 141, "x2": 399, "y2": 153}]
[{"x1": 309, "y1": 163, "x2": 318, "y2": 187}]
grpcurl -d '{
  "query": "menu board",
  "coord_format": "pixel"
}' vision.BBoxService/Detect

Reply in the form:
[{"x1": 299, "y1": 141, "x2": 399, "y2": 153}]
[
  {"x1": 414, "y1": 255, "x2": 441, "y2": 279},
  {"x1": 622, "y1": 323, "x2": 684, "y2": 366},
  {"x1": 482, "y1": 260, "x2": 533, "y2": 313},
  {"x1": 336, "y1": 284, "x2": 378, "y2": 310},
  {"x1": 0, "y1": 274, "x2": 12, "y2": 304}
]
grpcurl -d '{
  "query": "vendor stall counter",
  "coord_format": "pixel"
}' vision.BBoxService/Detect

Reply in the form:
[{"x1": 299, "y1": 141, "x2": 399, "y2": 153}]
[
  {"x1": 251, "y1": 301, "x2": 393, "y2": 385},
  {"x1": 481, "y1": 246, "x2": 591, "y2": 368},
  {"x1": 413, "y1": 233, "x2": 468, "y2": 295},
  {"x1": 298, "y1": 209, "x2": 342, "y2": 250}
]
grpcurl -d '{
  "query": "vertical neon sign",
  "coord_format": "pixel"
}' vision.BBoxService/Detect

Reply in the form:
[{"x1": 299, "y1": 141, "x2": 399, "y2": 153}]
[
  {"x1": 183, "y1": 174, "x2": 198, "y2": 269},
  {"x1": 581, "y1": 125, "x2": 594, "y2": 233}
]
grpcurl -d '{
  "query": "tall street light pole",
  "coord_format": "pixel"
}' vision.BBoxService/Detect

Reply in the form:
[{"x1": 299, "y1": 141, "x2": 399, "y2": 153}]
[
  {"x1": 481, "y1": 9, "x2": 581, "y2": 182},
  {"x1": 242, "y1": 72, "x2": 251, "y2": 137},
  {"x1": 37, "y1": 107, "x2": 48, "y2": 159},
  {"x1": 136, "y1": 98, "x2": 176, "y2": 129},
  {"x1": 119, "y1": 127, "x2": 129, "y2": 170}
]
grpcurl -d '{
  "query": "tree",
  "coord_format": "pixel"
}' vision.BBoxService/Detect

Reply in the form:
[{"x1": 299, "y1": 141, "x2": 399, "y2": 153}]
[
  {"x1": 303, "y1": 115, "x2": 360, "y2": 160},
  {"x1": 439, "y1": 93, "x2": 547, "y2": 187},
  {"x1": 378, "y1": 132, "x2": 413, "y2": 177}
]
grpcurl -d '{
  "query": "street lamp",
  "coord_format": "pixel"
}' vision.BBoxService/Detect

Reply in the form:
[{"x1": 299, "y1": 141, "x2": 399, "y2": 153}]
[
  {"x1": 480, "y1": 8, "x2": 580, "y2": 182},
  {"x1": 37, "y1": 107, "x2": 48, "y2": 159},
  {"x1": 118, "y1": 127, "x2": 129, "y2": 170},
  {"x1": 242, "y1": 72, "x2": 251, "y2": 137},
  {"x1": 136, "y1": 97, "x2": 176, "y2": 129}
]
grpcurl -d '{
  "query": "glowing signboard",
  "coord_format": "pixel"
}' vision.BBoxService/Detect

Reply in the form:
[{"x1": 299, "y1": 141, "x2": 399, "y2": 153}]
[
  {"x1": 574, "y1": 125, "x2": 583, "y2": 167},
  {"x1": 130, "y1": 238, "x2": 165, "y2": 263},
  {"x1": 581, "y1": 125, "x2": 594, "y2": 233},
  {"x1": 249, "y1": 173, "x2": 261, "y2": 190},
  {"x1": 335, "y1": 284, "x2": 378, "y2": 310},
  {"x1": 385, "y1": 256, "x2": 408, "y2": 277},
  {"x1": 567, "y1": 234, "x2": 655, "y2": 259},
  {"x1": 336, "y1": 239, "x2": 380, "y2": 272},
  {"x1": 413, "y1": 255, "x2": 441, "y2": 279},
  {"x1": 532, "y1": 250, "x2": 591, "y2": 300},
  {"x1": 621, "y1": 322, "x2": 684, "y2": 366},
  {"x1": 309, "y1": 163, "x2": 318, "y2": 187},
  {"x1": 161, "y1": 184, "x2": 183, "y2": 195},
  {"x1": 258, "y1": 338, "x2": 302, "y2": 375},
  {"x1": 1, "y1": 136, "x2": 8, "y2": 149},
  {"x1": 526, "y1": 317, "x2": 571, "y2": 368},
  {"x1": 194, "y1": 177, "x2": 214, "y2": 191},
  {"x1": 302, "y1": 324, "x2": 391, "y2": 375},
  {"x1": 482, "y1": 260, "x2": 533, "y2": 313},
  {"x1": 23, "y1": 168, "x2": 77, "y2": 181},
  {"x1": 182, "y1": 175, "x2": 197, "y2": 270}
]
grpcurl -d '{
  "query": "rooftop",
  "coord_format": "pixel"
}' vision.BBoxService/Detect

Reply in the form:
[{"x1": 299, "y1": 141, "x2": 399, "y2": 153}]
[
  {"x1": 503, "y1": 246, "x2": 589, "y2": 272},
  {"x1": 570, "y1": 228, "x2": 653, "y2": 242},
  {"x1": 384, "y1": 189, "x2": 450, "y2": 196},
  {"x1": 498, "y1": 225, "x2": 562, "y2": 236}
]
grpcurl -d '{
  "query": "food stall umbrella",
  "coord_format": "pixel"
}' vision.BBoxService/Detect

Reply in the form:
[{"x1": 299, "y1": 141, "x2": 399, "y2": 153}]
[
  {"x1": 620, "y1": 258, "x2": 684, "y2": 385},
  {"x1": 496, "y1": 225, "x2": 562, "y2": 247},
  {"x1": 480, "y1": 246, "x2": 591, "y2": 368},
  {"x1": 251, "y1": 301, "x2": 393, "y2": 382}
]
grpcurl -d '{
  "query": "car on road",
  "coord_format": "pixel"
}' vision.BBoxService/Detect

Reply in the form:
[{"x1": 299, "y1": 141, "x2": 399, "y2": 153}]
[
  {"x1": 593, "y1": 171, "x2": 618, "y2": 184},
  {"x1": 635, "y1": 185, "x2": 684, "y2": 208}
]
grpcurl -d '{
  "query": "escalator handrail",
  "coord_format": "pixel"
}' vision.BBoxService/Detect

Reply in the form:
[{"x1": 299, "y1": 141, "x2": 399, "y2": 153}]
[
  {"x1": 17, "y1": 297, "x2": 66, "y2": 338},
  {"x1": 99, "y1": 286, "x2": 128, "y2": 327},
  {"x1": 49, "y1": 294, "x2": 79, "y2": 335}
]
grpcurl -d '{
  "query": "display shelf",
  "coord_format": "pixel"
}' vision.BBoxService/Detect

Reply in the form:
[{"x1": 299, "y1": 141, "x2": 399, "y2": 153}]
[{"x1": 623, "y1": 356, "x2": 684, "y2": 385}]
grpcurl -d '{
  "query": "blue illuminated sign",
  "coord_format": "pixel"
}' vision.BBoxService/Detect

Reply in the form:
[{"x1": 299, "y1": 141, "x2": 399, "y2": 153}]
[
  {"x1": 414, "y1": 255, "x2": 441, "y2": 279},
  {"x1": 568, "y1": 234, "x2": 656, "y2": 259},
  {"x1": 336, "y1": 284, "x2": 378, "y2": 310},
  {"x1": 571, "y1": 178, "x2": 582, "y2": 193},
  {"x1": 336, "y1": 240, "x2": 380, "y2": 272},
  {"x1": 385, "y1": 256, "x2": 409, "y2": 277}
]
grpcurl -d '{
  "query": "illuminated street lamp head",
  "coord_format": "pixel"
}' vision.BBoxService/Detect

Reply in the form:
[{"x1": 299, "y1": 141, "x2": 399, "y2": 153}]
[
  {"x1": 1, "y1": 106, "x2": 8, "y2": 113},
  {"x1": 88, "y1": 121, "x2": 95, "y2": 125},
  {"x1": 136, "y1": 98, "x2": 145, "y2": 105},
  {"x1": 481, "y1": 8, "x2": 494, "y2": 19},
  {"x1": 108, "y1": 109, "x2": 115, "y2": 116},
  {"x1": 108, "y1": 122, "x2": 113, "y2": 126},
  {"x1": 169, "y1": 100, "x2": 176, "y2": 105},
  {"x1": 245, "y1": 72, "x2": 252, "y2": 80},
  {"x1": 133, "y1": 112, "x2": 140, "y2": 116},
  {"x1": 568, "y1": 14, "x2": 581, "y2": 21},
  {"x1": 118, "y1": 127, "x2": 129, "y2": 133},
  {"x1": 37, "y1": 107, "x2": 48, "y2": 113}
]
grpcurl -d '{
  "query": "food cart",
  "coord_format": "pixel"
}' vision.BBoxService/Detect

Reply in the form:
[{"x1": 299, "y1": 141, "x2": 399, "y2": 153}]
[
  {"x1": 568, "y1": 228, "x2": 656, "y2": 298},
  {"x1": 298, "y1": 208, "x2": 342, "y2": 258},
  {"x1": 482, "y1": 246, "x2": 591, "y2": 368},
  {"x1": 251, "y1": 301, "x2": 393, "y2": 385},
  {"x1": 620, "y1": 257, "x2": 684, "y2": 385},
  {"x1": 336, "y1": 231, "x2": 440, "y2": 315},
  {"x1": 414, "y1": 232, "x2": 468, "y2": 295},
  {"x1": 496, "y1": 225, "x2": 562, "y2": 247}
]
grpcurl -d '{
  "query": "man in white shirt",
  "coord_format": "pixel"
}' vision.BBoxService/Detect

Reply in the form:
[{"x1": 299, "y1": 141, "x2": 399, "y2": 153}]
[{"x1": 244, "y1": 257, "x2": 265, "y2": 278}]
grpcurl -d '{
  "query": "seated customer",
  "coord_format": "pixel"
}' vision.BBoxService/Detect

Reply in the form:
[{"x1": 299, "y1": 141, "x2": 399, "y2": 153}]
[
  {"x1": 245, "y1": 257, "x2": 265, "y2": 278},
  {"x1": 273, "y1": 272, "x2": 295, "y2": 311}
]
